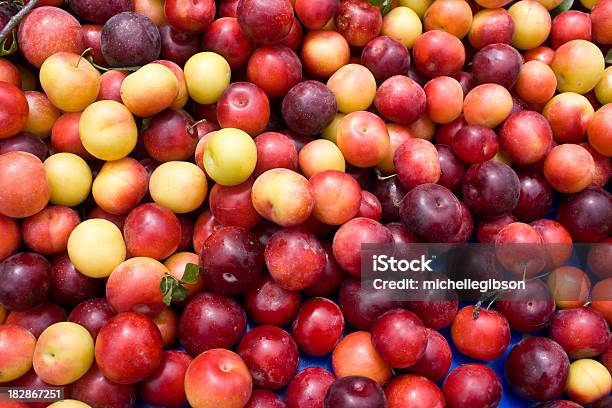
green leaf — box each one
[172,286,188,302]
[369,0,394,13]
[160,276,177,306]
[381,1,393,14]
[181,263,202,284]
[606,49,612,64]
[162,289,174,306]
[551,0,574,17]
[160,276,173,294]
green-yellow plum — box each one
[595,67,612,104]
[154,59,189,109]
[382,6,423,48]
[67,219,127,278]
[551,40,605,94]
[327,64,377,113]
[566,359,612,405]
[33,322,94,386]
[299,139,346,178]
[321,113,345,144]
[508,0,551,50]
[39,52,100,112]
[184,52,231,105]
[398,0,433,18]
[120,63,179,117]
[149,161,208,213]
[44,153,92,207]
[79,100,138,161]
[252,168,315,227]
[203,128,257,186]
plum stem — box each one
[375,169,396,181]
[0,0,39,46]
[188,118,211,133]
[76,47,92,68]
[86,56,141,73]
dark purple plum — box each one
[513,172,553,222]
[69,0,132,24]
[178,291,247,357]
[160,25,201,67]
[361,36,410,82]
[372,176,408,223]
[0,252,51,311]
[537,402,583,408]
[449,201,474,243]
[244,275,300,327]
[50,252,103,306]
[505,337,570,402]
[472,43,523,88]
[5,302,67,338]
[346,163,373,190]
[454,71,475,95]
[70,363,137,408]
[200,226,265,296]
[68,298,116,339]
[463,160,520,217]
[558,187,612,243]
[399,183,463,243]
[101,12,161,67]
[304,242,346,297]
[0,132,48,161]
[339,278,399,331]
[495,279,555,332]
[324,376,387,408]
[435,144,465,195]
[282,80,337,136]
[476,214,517,243]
